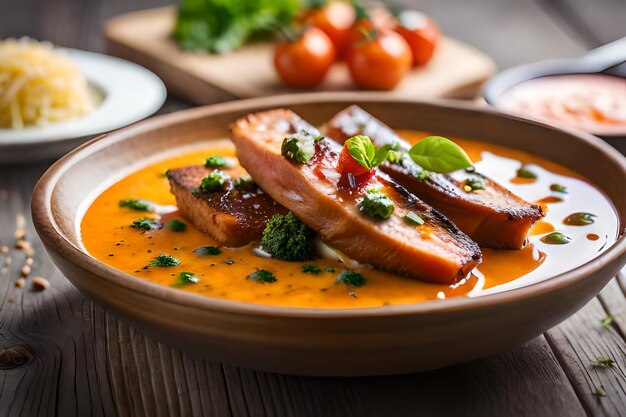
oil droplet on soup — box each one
[563,212,596,226]
[80,133,618,309]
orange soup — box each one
[497,74,626,136]
[80,132,618,309]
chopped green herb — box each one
[172,271,200,287]
[260,212,315,262]
[165,219,187,232]
[359,191,394,219]
[247,269,277,283]
[465,166,476,173]
[204,155,230,168]
[326,267,335,273]
[193,246,221,256]
[550,183,568,193]
[601,316,613,328]
[386,149,403,164]
[199,170,230,192]
[281,131,317,163]
[130,218,159,231]
[119,198,152,211]
[336,270,367,287]
[591,358,615,369]
[404,211,425,226]
[463,177,485,192]
[564,212,596,226]
[314,135,324,142]
[147,253,180,267]
[234,175,255,188]
[541,232,572,245]
[408,136,473,173]
[417,170,429,180]
[344,135,393,169]
[301,265,323,275]
[517,166,538,179]
[595,387,608,398]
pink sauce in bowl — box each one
[497,74,626,136]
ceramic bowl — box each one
[32,93,626,376]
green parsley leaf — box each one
[172,271,200,287]
[591,358,615,369]
[199,170,230,192]
[540,232,572,245]
[247,269,277,283]
[165,219,187,232]
[408,136,473,173]
[404,211,424,226]
[601,316,613,328]
[147,253,180,268]
[281,131,317,163]
[193,246,221,256]
[550,183,568,193]
[336,270,367,287]
[301,265,323,275]
[204,155,230,168]
[517,165,538,179]
[119,198,152,211]
[130,218,159,231]
[359,190,394,219]
[326,267,335,273]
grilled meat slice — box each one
[230,109,482,284]
[167,165,286,247]
[323,105,545,249]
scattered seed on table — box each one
[26,257,34,266]
[15,240,29,250]
[14,229,25,240]
[15,278,25,288]
[20,265,31,277]
[32,277,50,291]
[0,246,8,254]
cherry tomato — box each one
[346,7,395,50]
[274,27,335,88]
[394,11,440,66]
[304,1,355,59]
[347,30,412,90]
[336,145,375,187]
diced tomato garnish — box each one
[336,145,374,187]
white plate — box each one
[0,48,166,163]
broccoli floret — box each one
[260,212,315,262]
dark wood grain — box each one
[1,0,626,416]
[545,281,626,416]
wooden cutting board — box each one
[104,7,496,104]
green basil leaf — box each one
[408,136,473,173]
[346,135,376,169]
[372,144,394,167]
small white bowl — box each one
[0,48,166,164]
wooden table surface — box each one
[1,0,626,416]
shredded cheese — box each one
[0,38,99,129]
